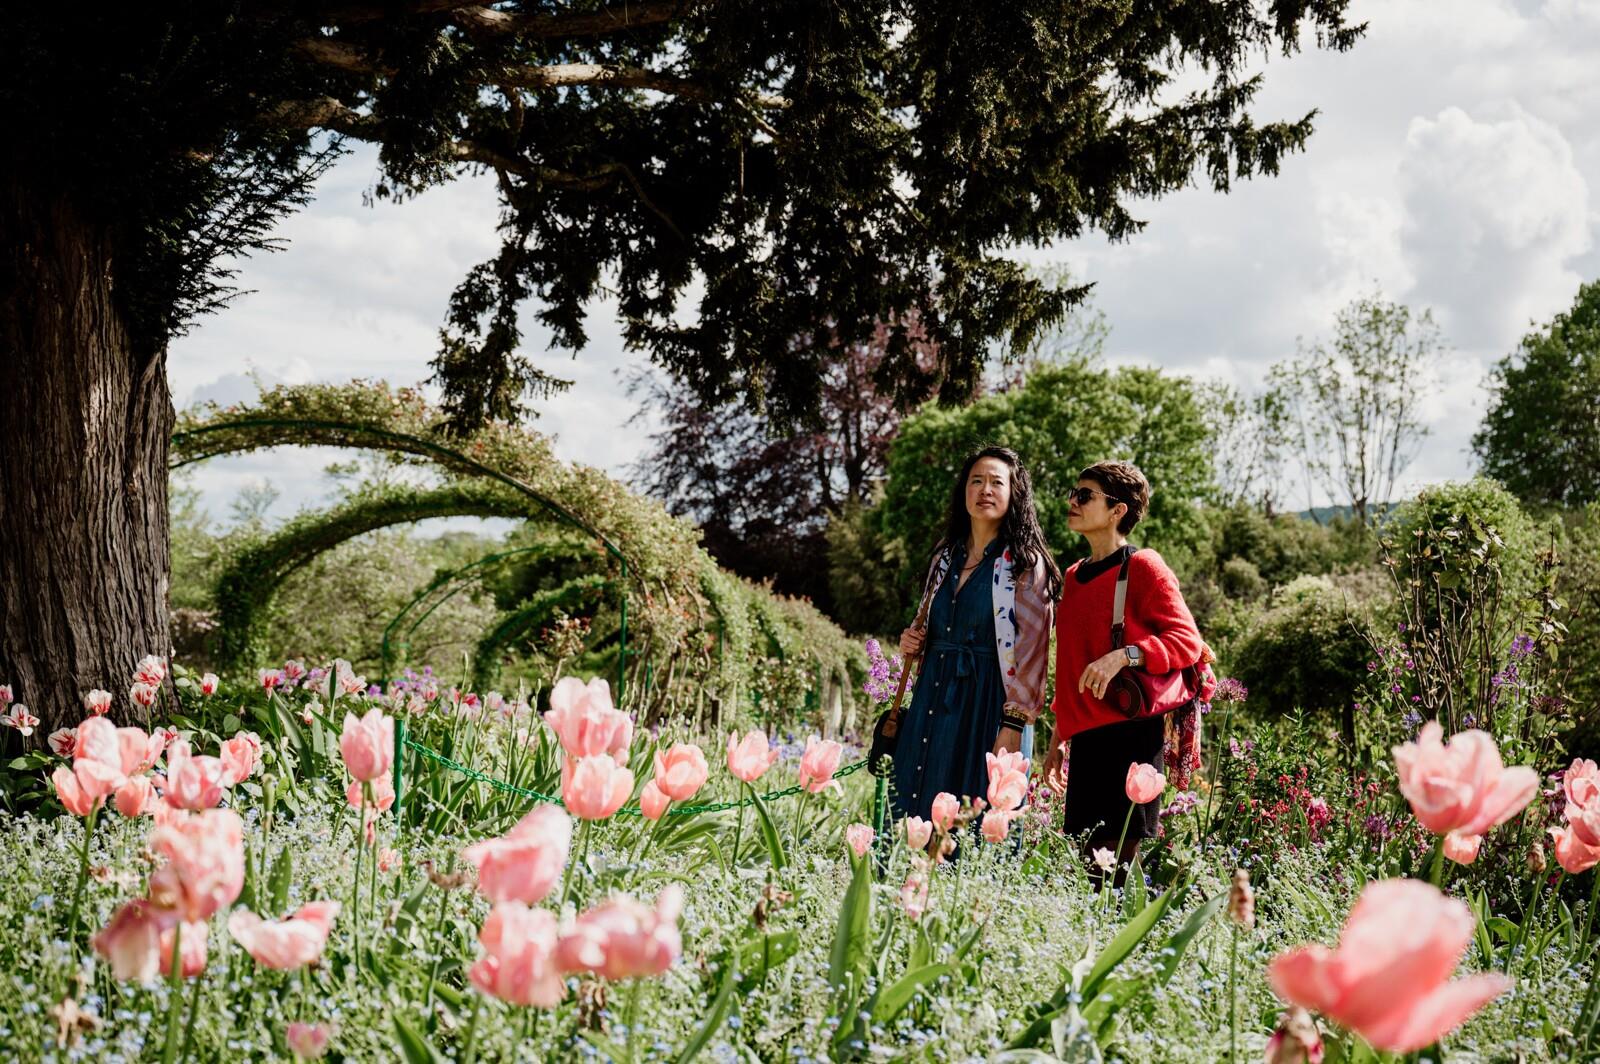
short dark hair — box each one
[1079,461,1150,535]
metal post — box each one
[617,558,628,704]
[393,718,405,825]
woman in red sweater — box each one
[1043,461,1203,883]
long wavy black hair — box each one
[932,445,1062,600]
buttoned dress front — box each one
[892,539,1009,822]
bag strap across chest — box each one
[1109,550,1135,649]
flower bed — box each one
[0,657,1595,1062]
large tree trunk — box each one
[0,181,172,736]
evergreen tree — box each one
[0,1,1360,727]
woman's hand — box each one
[991,726,1022,756]
[1042,740,1067,795]
[898,626,925,658]
[1078,649,1128,701]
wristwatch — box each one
[1123,644,1143,668]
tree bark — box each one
[0,181,172,736]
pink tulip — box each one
[199,673,219,698]
[652,743,709,801]
[726,730,780,783]
[118,726,164,776]
[1267,878,1511,1053]
[52,766,100,816]
[469,902,567,1007]
[146,809,245,922]
[285,1022,332,1059]
[1264,1007,1325,1064]
[1564,757,1600,847]
[74,716,122,771]
[227,901,340,970]
[987,765,1029,813]
[561,755,635,820]
[259,668,285,692]
[83,689,114,717]
[845,823,875,858]
[798,736,845,794]
[92,899,169,981]
[981,809,1016,843]
[1548,824,1600,874]
[905,817,932,851]
[462,805,573,904]
[115,776,155,817]
[929,792,960,832]
[989,749,1029,778]
[346,774,395,813]
[0,684,10,705]
[554,884,683,980]
[1125,762,1165,805]
[129,682,160,709]
[545,676,632,761]
[639,779,670,820]
[220,733,261,785]
[159,920,209,978]
[47,728,76,758]
[1393,722,1538,837]
[339,708,394,782]
[379,848,399,872]
[164,747,228,811]
[1442,832,1482,865]
[134,654,167,687]
[900,868,930,921]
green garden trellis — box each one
[378,542,610,688]
[170,416,633,702]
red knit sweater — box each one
[1049,548,1204,746]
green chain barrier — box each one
[401,736,867,819]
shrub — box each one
[1230,572,1386,735]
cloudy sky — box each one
[169,0,1600,525]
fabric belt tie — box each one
[927,638,995,713]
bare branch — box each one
[259,96,379,138]
[452,1,690,38]
[291,38,788,109]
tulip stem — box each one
[1426,837,1445,887]
[459,994,483,1064]
[730,788,748,881]
[1198,699,1235,844]
[65,803,101,950]
[422,854,458,1016]
[178,960,203,1062]
[1227,924,1239,1064]
[160,923,185,1064]
[791,788,810,863]
[350,784,366,976]
[559,821,589,914]
[1580,869,1600,957]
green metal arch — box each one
[470,574,613,691]
[171,416,632,699]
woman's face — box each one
[1066,478,1124,535]
[964,457,1012,526]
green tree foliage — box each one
[1474,279,1600,507]
[1198,382,1292,514]
[857,359,1213,622]
[3,2,1362,430]
[1274,296,1445,524]
[1558,503,1600,756]
[1389,478,1543,607]
[1230,572,1385,726]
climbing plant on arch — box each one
[170,381,866,728]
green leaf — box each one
[393,1014,444,1064]
[1080,880,1182,1001]
[1124,852,1147,916]
[267,846,293,915]
[675,956,738,1064]
[871,962,953,1025]
[733,931,799,991]
[1082,891,1224,1037]
[747,785,787,870]
[827,852,874,992]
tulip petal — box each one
[1357,973,1510,1053]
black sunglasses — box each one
[1069,486,1122,508]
